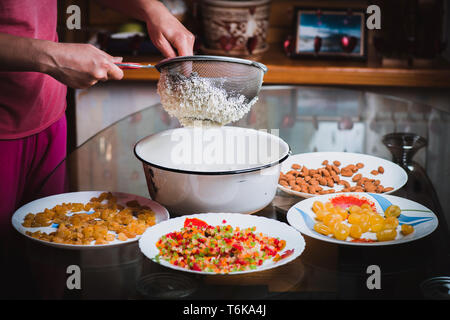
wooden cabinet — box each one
[59,0,450,87]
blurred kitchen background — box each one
[56,0,450,218]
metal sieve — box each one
[118,55,267,104]
[154,55,267,104]
[118,56,267,126]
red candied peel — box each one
[184,218,209,228]
[330,195,376,211]
[273,249,294,262]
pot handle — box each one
[115,62,155,69]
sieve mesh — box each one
[155,55,267,126]
[156,56,266,104]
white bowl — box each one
[134,127,290,215]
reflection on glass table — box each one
[4,86,450,300]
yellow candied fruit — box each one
[95,239,108,245]
[385,205,401,218]
[117,232,128,241]
[21,193,155,245]
[359,214,370,224]
[334,223,350,241]
[376,228,397,242]
[369,214,384,226]
[383,216,399,230]
[106,233,115,242]
[335,206,348,220]
[314,222,332,236]
[350,224,362,239]
[324,202,335,212]
[323,213,343,230]
[359,220,370,233]
[401,224,414,236]
[361,208,373,216]
[348,213,361,225]
[314,210,326,222]
[311,199,404,243]
[70,203,85,212]
[370,223,384,233]
[312,201,325,214]
[134,223,148,235]
[348,205,362,215]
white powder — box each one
[157,72,257,127]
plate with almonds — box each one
[278,152,408,198]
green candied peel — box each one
[152,254,161,263]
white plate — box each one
[12,191,170,250]
[139,213,306,274]
[278,152,408,198]
[286,192,438,246]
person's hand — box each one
[145,1,195,57]
[44,42,124,89]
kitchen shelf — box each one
[121,49,450,87]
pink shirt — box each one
[0,0,67,139]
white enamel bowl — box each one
[134,127,290,215]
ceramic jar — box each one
[200,0,271,57]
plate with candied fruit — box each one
[139,213,305,274]
[286,192,438,246]
[12,191,170,249]
[278,152,408,198]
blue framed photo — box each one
[294,8,366,59]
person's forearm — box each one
[0,32,123,88]
[0,33,56,73]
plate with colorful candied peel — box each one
[12,191,170,249]
[138,213,305,274]
[278,152,408,198]
[286,192,438,246]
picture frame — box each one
[292,7,366,59]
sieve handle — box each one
[115,62,155,69]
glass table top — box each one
[3,85,450,300]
